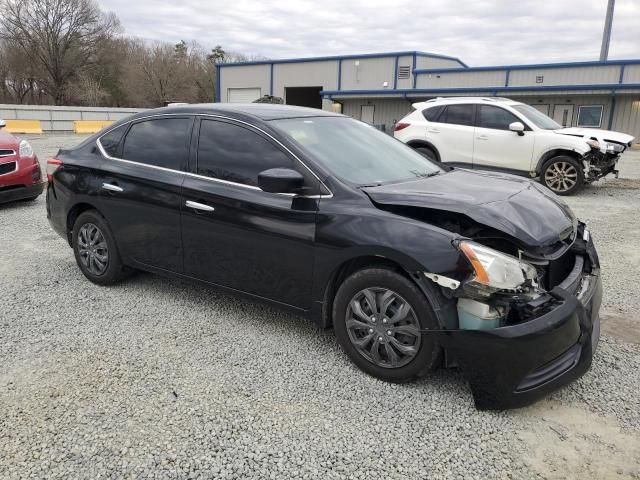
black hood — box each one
[363,169,577,248]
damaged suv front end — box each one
[557,127,635,184]
[364,169,602,409]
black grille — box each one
[0,149,16,157]
[0,161,17,175]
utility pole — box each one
[599,0,615,61]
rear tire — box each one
[415,146,439,163]
[541,155,584,196]
[72,210,130,285]
[333,267,441,382]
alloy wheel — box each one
[345,287,421,368]
[77,223,109,276]
[545,161,578,193]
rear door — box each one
[472,105,534,172]
[96,116,193,273]
[428,104,475,165]
[180,118,319,309]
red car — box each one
[0,120,44,204]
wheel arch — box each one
[406,140,441,162]
[535,149,584,176]
[317,254,456,330]
[66,202,102,246]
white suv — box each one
[394,97,635,195]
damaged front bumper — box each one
[584,149,622,182]
[429,232,602,410]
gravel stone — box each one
[1,134,639,479]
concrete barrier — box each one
[5,119,43,134]
[74,120,115,134]
[0,104,142,132]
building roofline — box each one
[217,51,468,68]
[413,58,640,75]
[320,82,640,97]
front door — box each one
[181,118,318,309]
[552,104,574,127]
[472,105,535,172]
[95,116,193,273]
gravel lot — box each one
[1,134,639,479]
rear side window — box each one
[422,106,444,122]
[99,124,127,157]
[438,104,474,126]
[197,119,293,186]
[477,105,521,130]
[122,118,191,169]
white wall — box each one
[0,104,142,131]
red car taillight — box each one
[394,122,411,132]
[46,158,62,182]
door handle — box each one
[102,183,123,192]
[185,200,215,212]
[427,128,440,133]
[476,135,489,140]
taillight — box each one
[46,158,62,182]
[394,122,411,131]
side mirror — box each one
[0,119,6,129]
[258,168,304,194]
[509,121,525,136]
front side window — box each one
[477,105,521,130]
[197,120,294,186]
[512,104,561,130]
[121,118,191,169]
[438,104,475,126]
[271,117,442,186]
[99,124,127,157]
[577,105,603,128]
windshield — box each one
[513,104,562,130]
[270,117,442,185]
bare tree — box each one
[0,0,120,105]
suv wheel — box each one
[541,156,584,195]
[415,146,438,162]
[333,268,441,382]
[72,210,130,285]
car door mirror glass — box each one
[258,168,305,194]
[509,122,525,135]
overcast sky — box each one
[96,0,639,66]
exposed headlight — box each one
[586,139,600,150]
[19,139,34,158]
[459,241,537,291]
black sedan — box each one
[46,104,601,409]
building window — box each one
[577,105,603,128]
[397,65,411,79]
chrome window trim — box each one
[0,149,17,158]
[96,112,333,199]
[0,160,18,176]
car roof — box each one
[413,97,524,109]
[126,103,344,122]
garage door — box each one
[228,88,261,103]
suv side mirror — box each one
[0,119,6,129]
[258,168,305,194]
[509,121,525,136]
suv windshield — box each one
[512,104,562,130]
[270,117,442,185]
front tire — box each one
[541,156,584,195]
[333,268,441,382]
[72,210,129,285]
